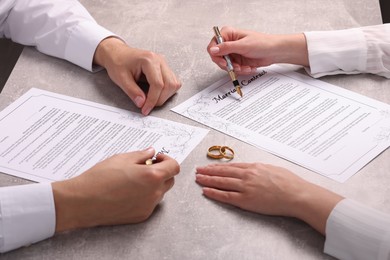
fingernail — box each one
[134,96,144,108]
[142,106,152,115]
[210,46,220,54]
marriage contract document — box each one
[0,88,208,183]
[172,65,390,182]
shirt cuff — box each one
[325,199,390,260]
[303,28,367,78]
[64,21,117,72]
[0,183,55,253]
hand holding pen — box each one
[208,26,309,74]
[212,26,243,97]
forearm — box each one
[52,177,109,232]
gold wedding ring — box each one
[207,145,225,159]
[220,146,234,160]
[207,145,235,160]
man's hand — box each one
[94,37,181,115]
[52,147,180,232]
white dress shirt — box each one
[305,24,390,260]
[0,0,115,253]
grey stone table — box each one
[0,0,387,259]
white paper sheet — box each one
[0,88,208,182]
[172,65,390,182]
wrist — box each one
[273,33,309,66]
[292,182,344,235]
[93,37,127,68]
[52,180,89,232]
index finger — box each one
[141,61,164,115]
[207,36,218,53]
[154,59,181,106]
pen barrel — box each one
[215,35,223,44]
[213,26,235,77]
[228,70,237,81]
[224,55,234,71]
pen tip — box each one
[237,87,243,97]
[232,80,243,97]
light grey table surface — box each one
[0,0,388,259]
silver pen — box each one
[213,26,243,97]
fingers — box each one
[207,27,254,73]
[208,26,244,57]
[151,153,180,180]
[95,40,148,109]
[202,187,242,207]
[126,147,156,164]
[121,149,179,181]
[139,53,164,115]
[102,44,180,115]
[119,74,147,109]
[196,163,250,179]
[140,53,181,115]
[196,173,243,192]
[201,162,252,169]
[207,38,228,70]
[156,60,182,106]
[209,41,241,57]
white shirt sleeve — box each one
[325,199,390,260]
[0,0,116,71]
[304,24,390,78]
[0,183,55,253]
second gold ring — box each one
[207,145,235,160]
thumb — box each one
[119,75,146,109]
[209,41,243,56]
